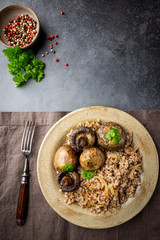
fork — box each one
[16,121,35,226]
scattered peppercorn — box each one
[61,11,64,15]
[44,31,69,68]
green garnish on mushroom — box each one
[83,170,94,179]
[106,128,121,144]
[61,164,74,172]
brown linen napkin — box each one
[0,111,160,240]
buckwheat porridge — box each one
[53,120,143,214]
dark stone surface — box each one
[0,0,160,111]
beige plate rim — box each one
[37,106,159,229]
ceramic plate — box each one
[37,106,159,228]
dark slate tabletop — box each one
[0,0,160,111]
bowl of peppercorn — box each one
[0,3,40,49]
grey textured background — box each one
[0,0,160,111]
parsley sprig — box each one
[106,128,121,144]
[61,164,74,172]
[83,170,94,179]
[3,46,45,86]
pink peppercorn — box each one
[51,35,54,39]
[54,41,58,45]
[55,34,58,38]
[47,36,50,39]
[65,63,68,66]
[55,58,59,62]
[61,11,64,15]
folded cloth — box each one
[0,111,159,240]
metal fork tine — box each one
[26,122,33,151]
[21,121,35,156]
[23,121,30,151]
[29,124,35,152]
[21,121,29,151]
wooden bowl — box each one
[0,3,40,50]
[37,106,159,229]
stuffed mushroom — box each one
[70,126,96,152]
[79,147,105,171]
[57,171,80,192]
[96,122,125,151]
[53,145,78,172]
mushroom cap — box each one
[53,145,78,172]
[79,147,105,171]
[57,171,80,192]
[96,122,125,151]
[70,126,96,152]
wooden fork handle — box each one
[16,174,29,226]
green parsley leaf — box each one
[83,170,94,179]
[8,60,21,75]
[106,129,116,140]
[31,58,45,69]
[29,67,37,79]
[37,70,44,82]
[113,135,121,144]
[3,46,45,86]
[106,128,121,144]
[61,164,74,172]
[24,72,32,80]
[13,71,25,87]
[3,45,22,62]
